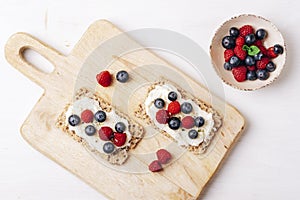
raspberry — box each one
[99,126,113,141]
[256,58,269,69]
[156,149,172,164]
[234,46,247,60]
[235,36,245,46]
[247,66,256,71]
[81,109,94,123]
[155,110,169,124]
[224,49,234,62]
[113,132,127,147]
[232,66,247,82]
[96,70,112,87]
[167,101,181,115]
[148,160,163,172]
[254,40,263,46]
[181,116,195,129]
[259,46,268,55]
[239,25,254,37]
[267,47,278,58]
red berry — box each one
[81,109,94,123]
[267,47,278,58]
[148,160,163,172]
[224,49,234,62]
[96,70,112,87]
[99,126,113,141]
[234,46,247,60]
[156,149,172,164]
[247,66,256,71]
[256,58,269,69]
[167,101,181,115]
[113,132,127,147]
[259,46,268,55]
[155,110,170,124]
[235,36,245,46]
[239,25,254,37]
[181,116,195,129]
[232,66,247,82]
[254,40,263,46]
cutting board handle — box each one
[5,33,65,89]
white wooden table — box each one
[0,0,299,199]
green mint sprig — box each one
[242,45,260,56]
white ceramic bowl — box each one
[210,14,286,91]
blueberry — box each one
[224,62,232,71]
[247,70,257,81]
[116,70,129,83]
[115,122,126,133]
[256,29,267,40]
[245,56,255,66]
[188,129,198,139]
[168,91,177,101]
[229,27,239,38]
[103,142,115,154]
[181,102,193,114]
[266,62,276,72]
[229,56,240,67]
[85,125,96,136]
[245,33,256,45]
[256,69,269,80]
[168,117,181,130]
[154,98,165,109]
[273,44,284,54]
[222,36,235,49]
[68,114,80,126]
[195,116,205,127]
[95,111,106,122]
[254,52,264,61]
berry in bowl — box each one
[210,14,286,90]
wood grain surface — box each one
[4,20,245,200]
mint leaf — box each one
[248,45,260,56]
[242,45,250,51]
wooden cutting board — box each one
[4,20,245,200]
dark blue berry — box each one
[188,129,198,139]
[273,44,284,54]
[256,29,267,40]
[116,70,129,83]
[245,33,256,45]
[95,111,106,122]
[168,91,177,101]
[266,62,276,72]
[245,56,255,66]
[222,36,235,49]
[154,98,165,109]
[229,27,239,38]
[229,56,240,67]
[85,125,96,136]
[115,122,126,133]
[247,70,257,81]
[256,69,269,80]
[168,117,181,130]
[254,52,264,61]
[195,116,205,127]
[224,62,232,70]
[181,102,193,114]
[68,115,80,126]
[103,142,115,154]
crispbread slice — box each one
[134,80,222,154]
[56,88,144,165]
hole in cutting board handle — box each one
[22,48,55,74]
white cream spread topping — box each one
[66,97,132,154]
[145,84,214,147]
